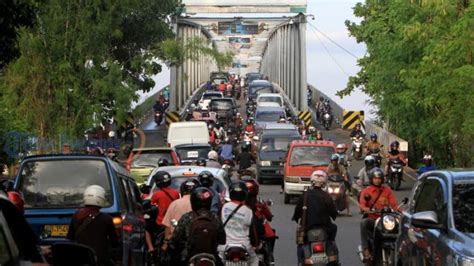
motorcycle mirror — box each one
[171,219,178,227]
[402,197,409,204]
[364,194,372,202]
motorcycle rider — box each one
[350,123,364,138]
[244,118,256,134]
[207,150,222,169]
[158,158,169,167]
[356,155,377,187]
[365,133,382,156]
[219,181,260,266]
[278,114,286,123]
[208,124,217,146]
[67,185,118,265]
[359,168,399,262]
[196,158,207,167]
[169,187,226,266]
[236,142,256,171]
[306,126,317,140]
[417,154,436,177]
[234,113,243,131]
[292,170,338,266]
[153,98,166,114]
[315,130,324,141]
[384,141,407,175]
[326,154,351,216]
[198,171,224,214]
[151,171,180,235]
[218,138,235,162]
[315,97,325,122]
[336,143,350,169]
[143,199,159,262]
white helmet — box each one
[310,170,328,188]
[108,131,116,138]
[83,185,107,207]
[336,143,345,150]
[208,150,218,160]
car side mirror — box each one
[411,211,444,230]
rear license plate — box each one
[311,253,328,264]
[187,151,199,158]
[44,225,69,237]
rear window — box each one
[258,96,282,105]
[131,151,172,168]
[175,146,211,161]
[260,136,297,152]
[249,86,272,95]
[289,146,334,166]
[256,110,285,122]
[452,181,474,233]
[19,160,112,208]
[203,93,222,100]
[210,100,233,110]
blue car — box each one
[14,154,146,265]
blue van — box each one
[14,154,145,265]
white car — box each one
[256,93,284,108]
[199,91,223,110]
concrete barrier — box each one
[365,121,409,153]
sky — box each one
[140,0,372,116]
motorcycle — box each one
[326,175,347,214]
[387,159,404,190]
[224,245,249,266]
[189,253,216,266]
[303,228,339,266]
[322,112,332,130]
[352,137,364,160]
[154,111,163,126]
[358,197,408,266]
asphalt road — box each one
[140,96,417,266]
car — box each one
[126,147,180,184]
[208,98,239,123]
[247,80,274,101]
[256,93,284,108]
[283,140,336,204]
[253,106,287,133]
[198,91,223,111]
[13,154,146,265]
[256,124,301,183]
[167,121,210,147]
[146,166,232,200]
[174,143,212,165]
[395,170,474,266]
[210,71,230,81]
[245,72,263,86]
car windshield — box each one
[256,111,285,122]
[19,160,112,208]
[202,93,222,100]
[452,181,474,233]
[175,146,211,161]
[260,137,297,152]
[289,146,334,166]
[212,78,227,84]
[249,86,272,95]
[131,151,172,167]
[259,96,282,105]
[210,101,233,110]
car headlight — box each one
[260,160,271,166]
[382,215,396,231]
[285,176,299,183]
[456,255,474,266]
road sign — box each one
[298,111,312,128]
[165,111,181,128]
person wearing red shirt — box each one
[150,171,180,231]
[218,81,226,93]
[358,167,399,262]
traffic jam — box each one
[1,71,473,266]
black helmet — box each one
[190,187,213,211]
[370,133,378,141]
[153,171,172,188]
[180,178,201,195]
[390,141,400,150]
[364,155,376,171]
[242,177,259,197]
[158,158,169,167]
[229,181,248,201]
[241,142,250,152]
[198,171,214,188]
[139,184,151,195]
[368,167,384,186]
[196,158,207,167]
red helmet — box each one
[242,177,259,197]
[8,191,24,214]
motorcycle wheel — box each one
[284,193,290,204]
[354,151,362,160]
[393,175,401,191]
[325,123,330,130]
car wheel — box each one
[284,193,290,204]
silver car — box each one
[396,170,474,265]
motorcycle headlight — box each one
[456,255,474,266]
[382,215,396,231]
[390,166,397,172]
[328,187,334,193]
[260,161,271,166]
[334,187,340,194]
[324,114,330,119]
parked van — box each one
[256,93,284,108]
[283,140,336,204]
[14,154,145,265]
[167,121,209,147]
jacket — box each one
[292,188,337,231]
[359,185,399,219]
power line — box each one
[308,25,351,77]
[307,22,359,60]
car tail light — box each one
[112,216,123,237]
[126,163,131,172]
[312,242,325,253]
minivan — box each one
[14,154,145,265]
[247,80,274,101]
[256,93,284,108]
[167,121,210,147]
[283,140,336,204]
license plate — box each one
[187,151,199,158]
[311,254,328,264]
[44,225,69,237]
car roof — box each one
[203,91,223,95]
[263,122,298,130]
[210,97,233,102]
[132,147,172,152]
[174,143,212,148]
[289,139,336,147]
[256,106,285,112]
[257,102,281,108]
[250,80,272,86]
[262,130,300,137]
[257,93,282,98]
[420,170,474,183]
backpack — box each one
[187,212,218,257]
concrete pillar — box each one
[299,18,308,111]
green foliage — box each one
[342,1,473,167]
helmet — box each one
[196,158,207,166]
[208,150,218,160]
[7,191,24,214]
[208,124,214,130]
[364,155,376,170]
[423,154,432,165]
[198,171,214,188]
[153,171,172,188]
[370,133,378,141]
[229,181,248,201]
[246,119,253,124]
[108,131,116,138]
[336,143,345,151]
[242,178,259,197]
[190,103,196,109]
[319,96,324,101]
[390,141,400,150]
[355,123,361,129]
[368,167,384,186]
[158,158,169,167]
[236,113,241,117]
[241,142,250,152]
[180,179,201,195]
[191,187,213,211]
[330,154,339,162]
[83,185,107,207]
[139,184,151,195]
[310,170,328,188]
[308,126,316,134]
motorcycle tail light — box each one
[228,251,245,262]
[312,242,325,253]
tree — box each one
[341,1,473,167]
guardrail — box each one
[179,83,207,120]
[307,84,344,126]
[365,121,409,152]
